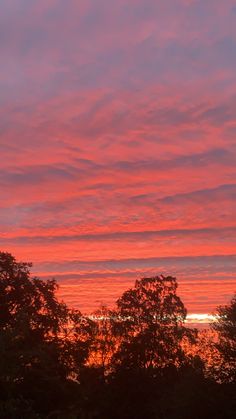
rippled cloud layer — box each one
[1,0,236,318]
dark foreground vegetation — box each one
[0,251,235,418]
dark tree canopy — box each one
[212,294,236,383]
[113,275,195,371]
[0,251,68,335]
[116,275,187,324]
[0,252,91,417]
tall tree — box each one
[112,275,195,372]
[0,251,90,416]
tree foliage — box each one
[0,252,91,416]
[113,275,195,371]
[212,294,236,383]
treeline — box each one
[0,251,235,419]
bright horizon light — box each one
[186,314,216,323]
[87,313,216,324]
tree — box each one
[0,251,68,335]
[112,275,195,372]
[211,294,236,383]
[88,305,119,376]
[0,251,90,417]
[95,276,200,419]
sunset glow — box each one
[1,0,236,321]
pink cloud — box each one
[0,0,236,316]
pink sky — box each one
[0,0,236,319]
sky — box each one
[0,0,236,322]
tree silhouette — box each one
[212,293,236,383]
[88,305,118,376]
[0,252,90,417]
[112,275,195,372]
[0,251,69,334]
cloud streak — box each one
[0,0,235,317]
